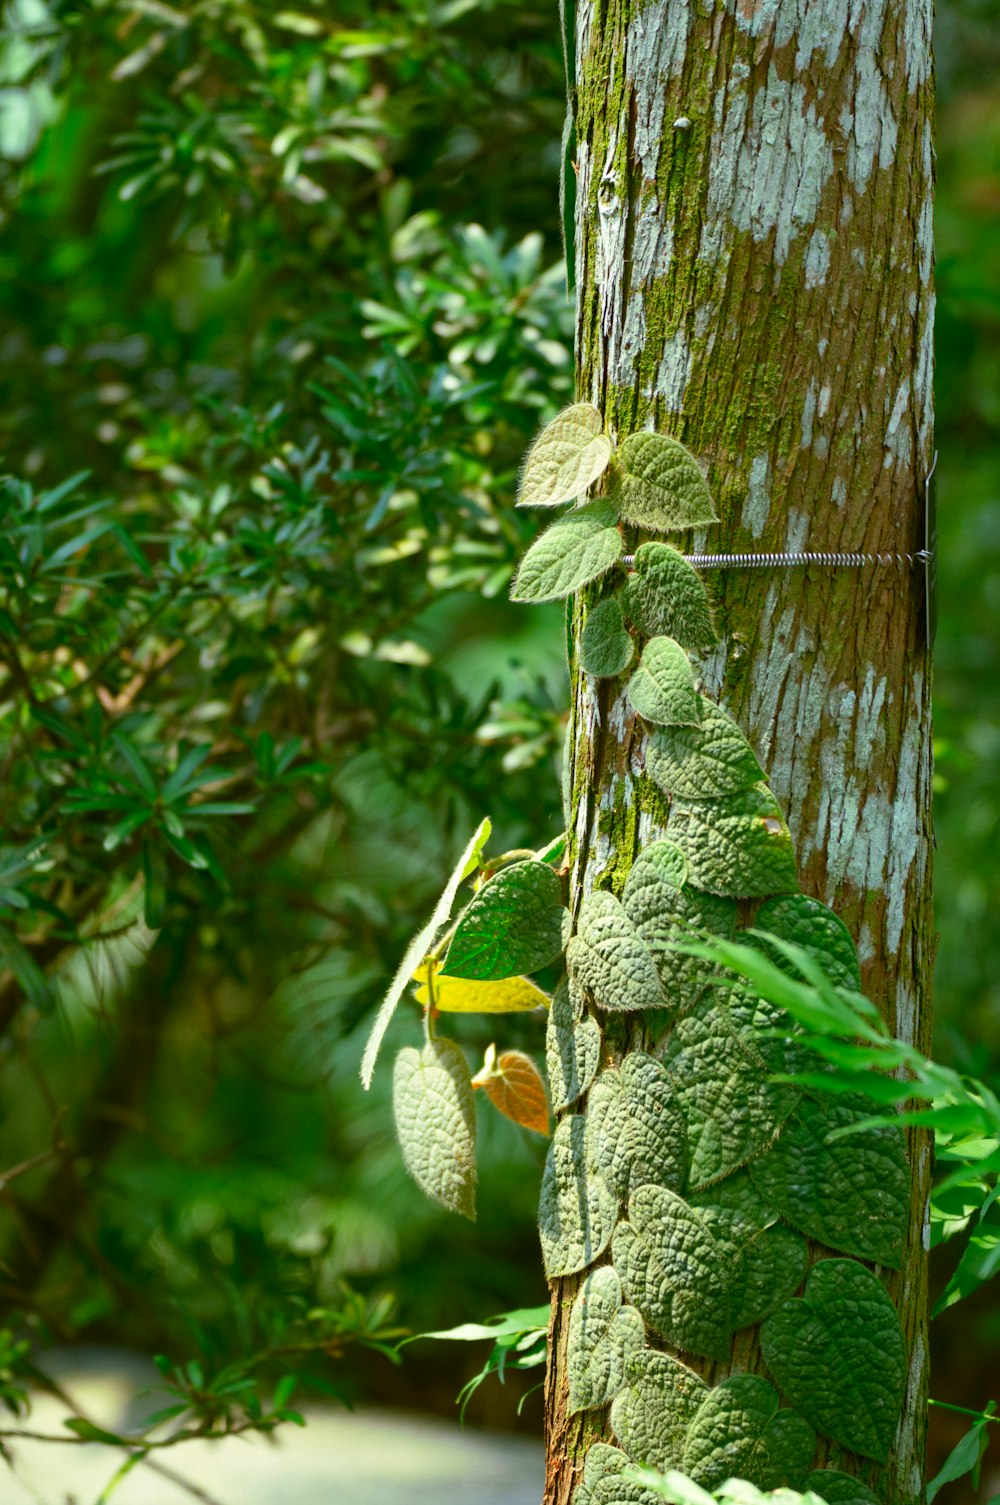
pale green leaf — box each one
[443,858,569,980]
[546,977,602,1112]
[518,402,613,508]
[683,1374,815,1491]
[613,1185,732,1360]
[760,1260,906,1462]
[609,1350,707,1471]
[512,498,623,604]
[567,889,664,1012]
[748,1098,909,1268]
[617,433,718,531]
[573,1444,630,1505]
[668,789,798,898]
[621,846,736,1001]
[620,543,717,648]
[567,1267,646,1414]
[539,1115,618,1277]
[582,597,635,677]
[647,699,764,798]
[392,1039,476,1219]
[586,1052,687,1199]
[627,637,701,728]
[361,817,491,1086]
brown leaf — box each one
[473,1046,550,1136]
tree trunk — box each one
[544,5,934,1504]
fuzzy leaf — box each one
[621,844,736,1003]
[663,998,796,1188]
[682,1374,816,1491]
[473,1046,549,1135]
[568,1267,646,1414]
[804,1472,882,1505]
[443,859,569,980]
[393,1039,476,1219]
[592,1480,666,1505]
[647,699,765,798]
[413,963,548,1013]
[617,433,718,531]
[613,1185,732,1360]
[609,1350,708,1471]
[760,1260,906,1462]
[512,498,622,604]
[668,788,798,898]
[518,403,613,508]
[546,978,602,1112]
[567,890,664,1012]
[748,1098,909,1268]
[582,597,635,677]
[574,1444,631,1505]
[620,543,717,649]
[539,1114,618,1277]
[361,817,491,1086]
[753,895,862,991]
[690,1190,810,1330]
[627,637,701,728]
[586,1052,687,1199]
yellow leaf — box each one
[473,1047,550,1136]
[413,963,548,1014]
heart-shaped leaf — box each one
[609,1349,707,1470]
[472,1045,549,1135]
[612,1185,732,1360]
[662,997,796,1187]
[443,858,569,980]
[682,1374,815,1490]
[512,498,623,604]
[622,848,736,1002]
[690,1193,809,1330]
[567,890,664,1012]
[647,699,765,799]
[539,1114,618,1277]
[567,1267,646,1414]
[804,1471,882,1505]
[413,963,549,1013]
[620,543,717,648]
[748,1098,909,1268]
[616,433,718,531]
[668,788,798,898]
[760,1259,906,1462]
[393,1039,476,1219]
[574,1444,630,1505]
[753,894,862,991]
[627,636,701,728]
[586,1052,687,1199]
[581,597,635,677]
[518,403,613,508]
[546,978,601,1111]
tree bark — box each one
[544,5,934,1504]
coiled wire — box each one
[620,549,933,569]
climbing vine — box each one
[361,405,909,1505]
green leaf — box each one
[612,1185,732,1360]
[609,1350,707,1471]
[647,699,765,799]
[517,403,613,508]
[361,817,491,1087]
[567,1267,646,1415]
[627,638,701,728]
[582,597,635,677]
[668,788,798,898]
[512,499,623,604]
[442,859,569,980]
[805,1471,882,1505]
[616,433,718,531]
[546,978,602,1112]
[392,1039,477,1220]
[539,1115,618,1277]
[691,1191,809,1330]
[934,1198,1000,1313]
[574,1443,630,1505]
[748,1098,909,1268]
[621,848,737,1001]
[926,1415,992,1502]
[682,1374,815,1491]
[620,543,717,649]
[753,895,862,991]
[760,1260,906,1462]
[586,1052,687,1199]
[567,889,664,1012]
[663,998,796,1188]
[63,1417,124,1445]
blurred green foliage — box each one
[0,0,996,1476]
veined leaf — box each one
[617,433,718,532]
[393,1038,477,1220]
[511,499,622,604]
[414,963,548,1013]
[472,1044,549,1135]
[517,403,612,508]
[442,858,569,980]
